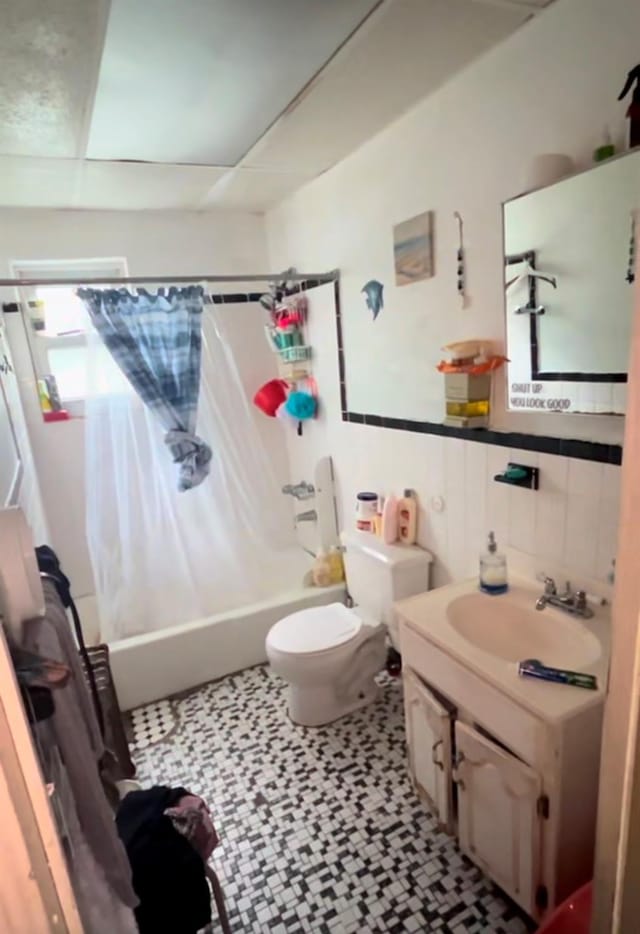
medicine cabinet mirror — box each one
[504,149,640,416]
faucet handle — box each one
[574,590,587,611]
[541,576,557,596]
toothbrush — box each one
[518,658,598,691]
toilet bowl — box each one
[266,531,433,726]
[266,602,387,726]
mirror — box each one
[504,150,640,416]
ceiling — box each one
[0,0,555,211]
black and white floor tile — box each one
[130,666,532,933]
[130,697,177,748]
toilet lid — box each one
[268,603,361,655]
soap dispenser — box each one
[479,531,508,595]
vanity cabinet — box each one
[403,669,453,832]
[398,613,605,922]
[454,721,542,913]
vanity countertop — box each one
[395,575,611,723]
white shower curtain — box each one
[85,302,295,642]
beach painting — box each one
[393,211,434,286]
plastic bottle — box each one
[372,496,385,537]
[327,546,345,584]
[397,489,418,545]
[479,531,508,595]
[312,549,332,587]
[381,494,399,544]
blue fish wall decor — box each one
[361,279,384,320]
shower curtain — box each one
[84,298,295,642]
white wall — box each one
[287,284,619,589]
[0,208,288,598]
[267,0,638,447]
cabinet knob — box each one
[431,739,444,771]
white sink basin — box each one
[447,591,602,669]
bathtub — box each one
[88,551,345,711]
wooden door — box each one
[454,721,542,915]
[404,668,453,832]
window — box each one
[12,258,131,412]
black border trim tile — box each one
[340,413,621,464]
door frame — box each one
[0,625,83,932]
[591,253,640,932]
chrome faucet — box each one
[282,481,315,500]
[535,577,593,619]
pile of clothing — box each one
[116,785,219,934]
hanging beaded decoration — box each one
[627,210,637,284]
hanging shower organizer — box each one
[260,269,319,432]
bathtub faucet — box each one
[294,509,318,523]
[282,481,315,500]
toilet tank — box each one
[340,530,432,629]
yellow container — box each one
[328,547,345,583]
[446,399,490,418]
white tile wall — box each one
[332,432,620,592]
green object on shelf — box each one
[594,128,616,163]
[504,466,527,481]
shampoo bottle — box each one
[398,489,418,545]
[479,531,508,595]
[381,494,399,544]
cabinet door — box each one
[404,668,453,831]
[454,721,542,914]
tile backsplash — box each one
[291,424,622,593]
[421,436,620,589]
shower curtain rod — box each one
[0,270,340,288]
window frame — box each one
[10,257,128,416]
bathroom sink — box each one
[447,591,602,669]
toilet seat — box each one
[267,603,361,656]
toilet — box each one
[266,531,433,726]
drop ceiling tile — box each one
[0,0,108,158]
[73,161,228,209]
[0,156,81,207]
[86,0,380,165]
[243,0,529,175]
[203,168,314,210]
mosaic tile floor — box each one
[130,666,532,933]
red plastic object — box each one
[43,409,70,422]
[253,379,288,417]
[537,882,592,934]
